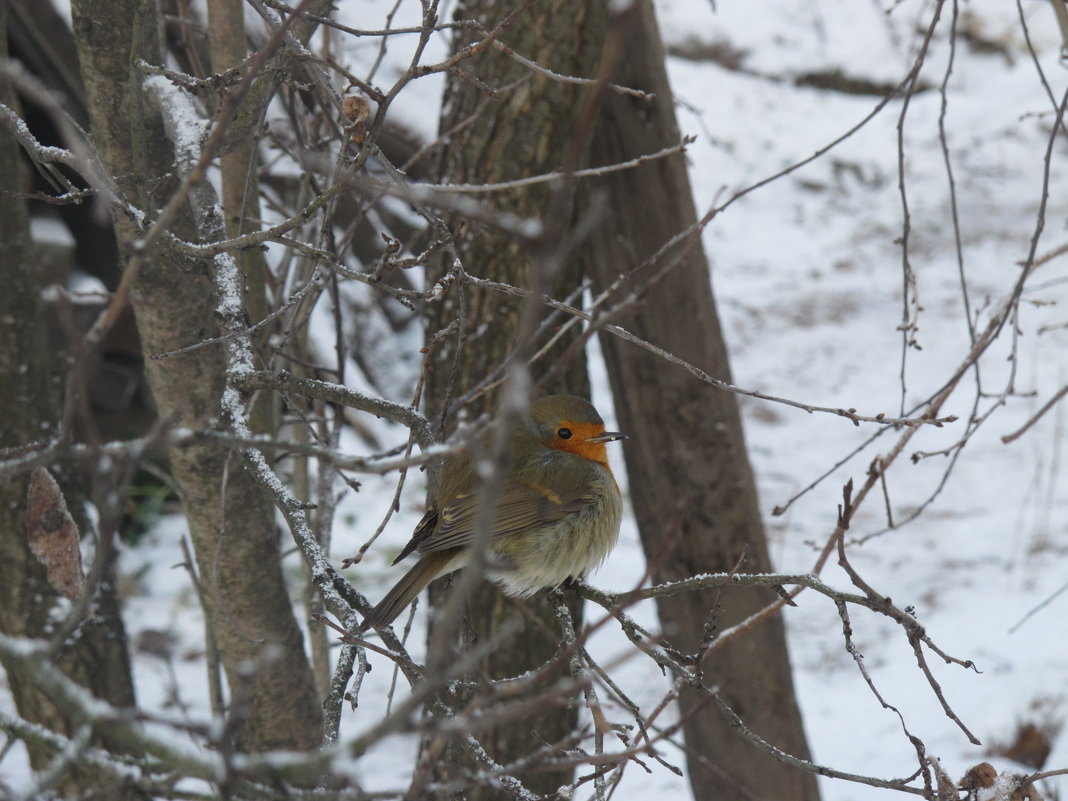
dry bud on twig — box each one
[342,92,370,141]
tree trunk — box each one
[582,3,821,799]
[70,0,322,752]
[423,2,607,796]
[0,6,137,797]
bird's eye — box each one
[557,427,572,440]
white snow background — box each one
[5,1,1068,799]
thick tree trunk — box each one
[0,7,137,797]
[70,0,322,752]
[423,3,607,796]
[581,3,821,800]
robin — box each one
[363,394,625,631]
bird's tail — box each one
[362,552,457,631]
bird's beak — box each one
[590,431,625,443]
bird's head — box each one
[528,395,625,465]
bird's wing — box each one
[392,508,438,564]
[413,477,591,554]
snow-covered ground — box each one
[659,2,1068,798]
[5,1,1068,799]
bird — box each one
[362,394,624,631]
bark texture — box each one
[70,0,322,752]
[582,3,820,799]
[423,2,607,795]
[0,7,137,797]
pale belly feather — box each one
[489,468,622,597]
